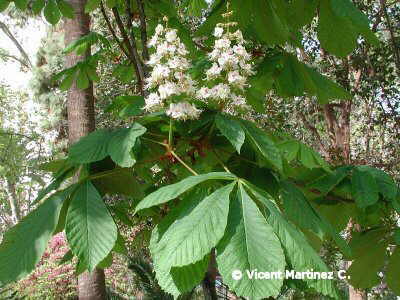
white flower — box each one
[197,87,212,99]
[165,29,178,43]
[158,82,178,99]
[147,53,161,66]
[177,45,189,56]
[233,45,250,59]
[206,63,222,79]
[208,49,221,61]
[144,93,163,111]
[214,27,224,38]
[215,38,231,49]
[228,70,246,88]
[212,83,230,100]
[233,30,244,43]
[218,52,238,69]
[166,102,202,120]
[156,42,169,56]
[147,36,158,48]
[155,24,164,35]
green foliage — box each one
[351,166,379,208]
[107,124,146,167]
[0,188,71,285]
[240,120,283,172]
[65,181,117,271]
[106,96,145,118]
[386,247,400,295]
[44,0,61,25]
[215,114,245,154]
[217,183,285,299]
[134,172,236,212]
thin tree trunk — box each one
[64,0,105,299]
[202,250,218,300]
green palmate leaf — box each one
[278,140,330,172]
[14,0,28,9]
[247,186,340,298]
[59,69,77,91]
[57,0,74,18]
[93,168,145,199]
[0,188,72,285]
[107,124,146,167]
[280,182,351,257]
[76,69,89,89]
[106,95,145,117]
[44,0,61,25]
[287,0,318,29]
[254,54,351,104]
[240,120,282,172]
[215,114,245,154]
[69,129,111,164]
[217,184,285,299]
[394,229,400,246]
[112,65,135,83]
[33,166,76,205]
[387,247,400,296]
[308,166,351,195]
[134,172,236,212]
[150,192,211,296]
[155,253,210,297]
[153,182,236,268]
[0,0,11,12]
[196,0,291,46]
[64,32,110,54]
[85,0,101,12]
[169,255,209,293]
[318,0,377,57]
[347,240,387,288]
[356,166,398,201]
[65,181,118,271]
[31,0,45,14]
[352,166,379,208]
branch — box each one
[380,0,400,76]
[0,21,32,68]
[112,7,146,95]
[100,1,130,60]
[0,50,31,69]
[136,0,149,62]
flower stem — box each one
[213,149,231,173]
[142,137,168,147]
[170,150,198,176]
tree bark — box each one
[202,250,218,300]
[64,0,105,299]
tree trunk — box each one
[64,0,105,299]
[202,250,218,300]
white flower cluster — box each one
[144,23,201,120]
[197,24,254,114]
[144,18,254,120]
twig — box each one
[0,21,32,68]
[112,7,145,94]
[136,0,149,62]
[212,149,231,173]
[100,1,130,59]
[170,151,199,176]
[380,0,400,76]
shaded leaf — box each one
[65,181,118,271]
[134,172,236,212]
